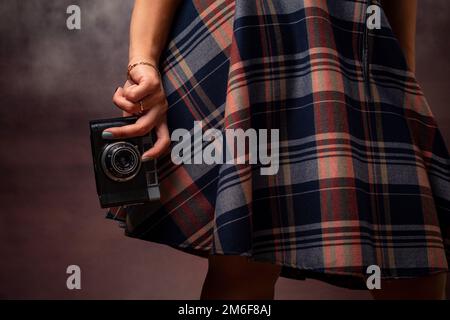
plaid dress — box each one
[107,0,450,289]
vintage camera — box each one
[89,116,160,208]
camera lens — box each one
[101,142,141,182]
[113,149,137,173]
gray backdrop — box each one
[0,0,449,299]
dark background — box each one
[0,0,449,299]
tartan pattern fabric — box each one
[106,0,450,289]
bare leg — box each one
[370,273,447,300]
[200,255,281,300]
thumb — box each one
[142,117,171,161]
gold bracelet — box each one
[127,61,161,79]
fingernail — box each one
[142,156,153,162]
[102,131,114,139]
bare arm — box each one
[105,0,182,159]
[381,0,417,72]
[129,0,182,65]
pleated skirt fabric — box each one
[107,0,450,289]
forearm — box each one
[129,0,182,65]
[381,0,417,71]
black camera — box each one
[89,116,160,208]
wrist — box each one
[127,59,162,80]
[128,55,160,67]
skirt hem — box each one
[123,228,449,291]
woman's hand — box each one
[103,61,171,161]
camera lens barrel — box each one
[101,141,142,182]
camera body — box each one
[89,116,160,208]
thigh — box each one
[371,273,447,300]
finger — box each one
[142,118,171,160]
[113,87,139,113]
[123,76,160,102]
[124,78,136,87]
[102,106,160,139]
[136,92,164,114]
[122,110,133,117]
